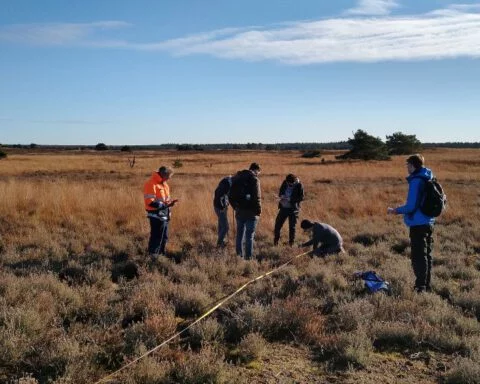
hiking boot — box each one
[414,286,426,294]
[216,241,227,248]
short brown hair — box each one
[249,162,261,172]
[286,174,297,183]
[406,154,424,170]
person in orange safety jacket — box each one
[144,166,178,258]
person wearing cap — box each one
[229,163,262,260]
[143,166,178,259]
[274,173,304,246]
[299,219,344,257]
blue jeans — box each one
[148,217,169,256]
[215,207,229,246]
[235,215,259,260]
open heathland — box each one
[1,148,480,383]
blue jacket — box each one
[395,167,435,227]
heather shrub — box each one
[224,302,268,343]
[187,318,225,349]
[128,357,171,384]
[315,329,372,370]
[261,297,326,343]
[371,321,418,351]
[229,332,267,364]
[123,308,177,354]
[445,358,480,384]
[166,346,227,384]
[422,331,469,355]
[454,291,480,320]
[171,284,211,318]
[327,298,375,332]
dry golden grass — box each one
[1,148,480,383]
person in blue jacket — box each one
[387,154,435,293]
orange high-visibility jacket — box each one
[144,172,171,221]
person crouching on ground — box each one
[299,219,344,256]
[274,173,304,246]
[144,166,178,259]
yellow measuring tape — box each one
[93,250,312,384]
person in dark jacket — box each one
[274,174,304,246]
[300,219,344,256]
[213,175,232,247]
[229,163,261,260]
[388,154,436,293]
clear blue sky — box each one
[1,0,479,145]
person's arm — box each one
[279,181,286,198]
[301,239,313,247]
[255,179,262,215]
[292,183,304,204]
[395,178,422,214]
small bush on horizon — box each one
[173,159,183,168]
[301,150,322,158]
[95,143,108,151]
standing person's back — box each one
[229,163,261,260]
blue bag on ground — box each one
[356,271,391,293]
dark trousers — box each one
[148,217,169,256]
[274,208,298,245]
[314,244,343,257]
[409,224,434,292]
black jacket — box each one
[213,176,232,210]
[229,170,261,217]
[278,180,304,211]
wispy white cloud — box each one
[448,3,480,11]
[0,21,130,45]
[1,4,480,65]
[344,0,399,16]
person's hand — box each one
[168,199,179,207]
[387,207,396,215]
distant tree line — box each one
[3,136,480,160]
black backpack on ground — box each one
[418,177,446,217]
[229,171,256,211]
